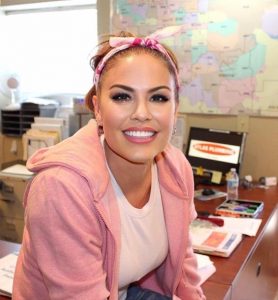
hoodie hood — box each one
[26,119,109,201]
[27,119,192,201]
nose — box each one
[130,99,152,121]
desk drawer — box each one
[0,196,24,218]
[0,217,24,243]
[0,177,27,203]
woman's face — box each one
[93,53,177,165]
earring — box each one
[96,118,104,136]
[172,126,177,136]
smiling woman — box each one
[0,5,97,96]
[13,29,206,300]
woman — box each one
[13,30,205,299]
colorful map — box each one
[111,0,278,116]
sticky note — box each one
[211,171,222,184]
[196,166,204,176]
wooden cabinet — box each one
[231,206,278,300]
[0,134,24,169]
[0,172,32,243]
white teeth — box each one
[124,131,155,137]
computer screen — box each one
[185,127,247,183]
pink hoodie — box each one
[13,120,205,300]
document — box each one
[213,216,262,236]
[0,252,18,297]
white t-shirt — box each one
[108,163,169,300]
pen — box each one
[197,216,224,227]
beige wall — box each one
[97,0,111,37]
[181,113,278,181]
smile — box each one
[124,130,156,138]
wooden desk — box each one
[0,240,20,299]
[197,185,278,300]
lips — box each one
[123,127,157,143]
[124,130,155,137]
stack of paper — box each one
[0,252,18,297]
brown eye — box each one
[111,93,131,102]
[151,94,169,102]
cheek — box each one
[153,107,176,128]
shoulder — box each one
[26,166,93,213]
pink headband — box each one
[93,26,182,88]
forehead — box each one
[100,51,173,87]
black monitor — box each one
[185,127,247,185]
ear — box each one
[93,95,102,125]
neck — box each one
[104,142,153,208]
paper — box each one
[1,164,33,176]
[195,253,216,285]
[0,252,18,297]
[214,216,262,236]
[196,166,204,176]
[211,171,222,184]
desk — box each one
[0,240,20,299]
[198,185,278,300]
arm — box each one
[175,189,206,300]
[175,154,206,299]
[25,166,110,299]
[174,234,206,300]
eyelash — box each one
[111,93,131,102]
[151,94,169,102]
[111,93,169,103]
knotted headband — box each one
[93,26,182,88]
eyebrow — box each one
[109,84,171,93]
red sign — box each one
[193,143,235,156]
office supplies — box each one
[190,223,242,257]
[197,216,224,227]
[194,189,227,201]
[215,199,264,218]
[259,176,277,186]
[202,188,215,196]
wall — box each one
[97,0,110,37]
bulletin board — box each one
[111,0,278,116]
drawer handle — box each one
[256,262,262,277]
[3,184,14,194]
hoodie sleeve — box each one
[174,234,206,300]
[15,166,110,300]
